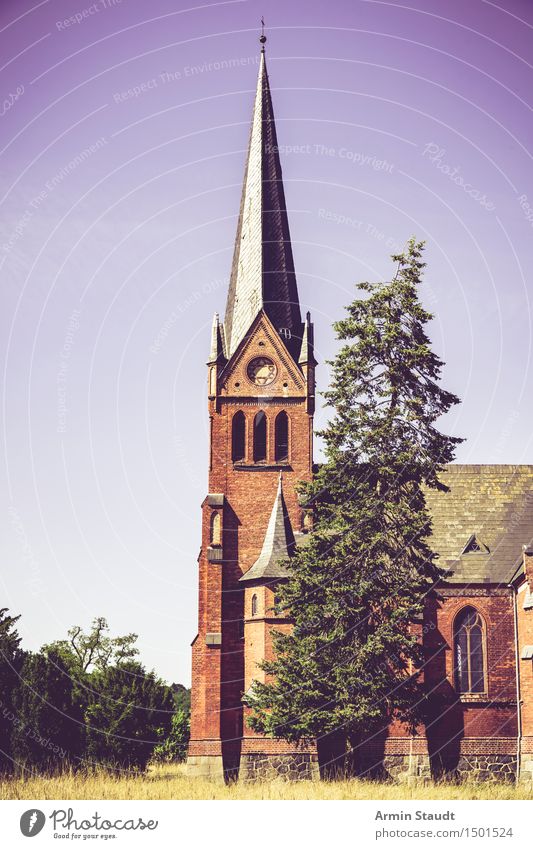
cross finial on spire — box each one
[259,16,266,50]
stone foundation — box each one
[239,752,319,782]
[448,754,517,782]
[518,755,533,785]
[186,755,225,781]
[188,746,520,784]
[518,738,533,785]
[357,737,431,784]
[376,754,432,784]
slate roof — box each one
[237,465,533,586]
[223,49,302,360]
[240,474,296,582]
[426,465,533,584]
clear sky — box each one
[1,0,532,685]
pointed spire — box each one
[240,472,296,581]
[224,45,302,360]
[208,312,226,363]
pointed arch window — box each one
[232,411,246,462]
[253,411,267,462]
[454,606,486,694]
[251,594,258,617]
[210,512,221,546]
[275,411,289,462]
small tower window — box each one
[251,594,258,617]
[209,367,216,396]
[253,411,267,462]
[275,411,289,462]
[232,411,246,462]
[454,606,486,694]
[210,512,221,546]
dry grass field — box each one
[1,765,532,800]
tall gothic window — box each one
[275,411,289,462]
[210,512,221,546]
[253,411,267,462]
[232,411,246,462]
[251,594,258,617]
[454,606,486,694]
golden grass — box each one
[1,764,532,800]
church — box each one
[186,38,533,784]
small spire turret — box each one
[240,474,296,582]
[208,312,226,363]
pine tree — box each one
[248,239,462,769]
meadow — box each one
[1,765,532,800]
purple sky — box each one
[1,0,532,685]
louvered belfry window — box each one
[253,411,267,462]
[275,411,289,462]
[454,606,486,694]
[232,411,246,462]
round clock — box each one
[247,356,277,386]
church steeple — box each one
[223,42,302,360]
[188,32,316,781]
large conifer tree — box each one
[249,239,462,766]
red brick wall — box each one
[422,589,517,752]
[189,313,314,756]
[385,590,517,750]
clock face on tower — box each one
[247,356,277,386]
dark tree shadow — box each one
[317,730,347,780]
[426,684,464,779]
[424,596,464,779]
[220,501,243,782]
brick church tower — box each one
[187,38,318,780]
